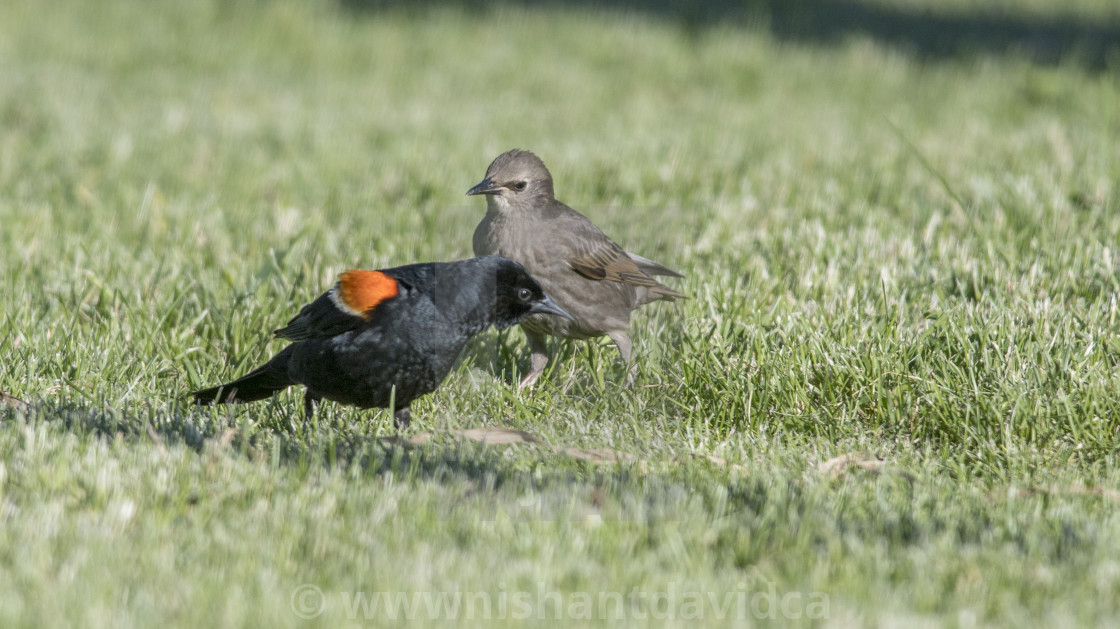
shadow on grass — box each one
[10,399,756,526]
[339,0,1120,71]
[459,328,622,389]
[8,396,619,480]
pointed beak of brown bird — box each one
[466,177,503,196]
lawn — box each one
[2,0,1120,626]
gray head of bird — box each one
[466,149,556,212]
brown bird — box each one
[467,149,686,387]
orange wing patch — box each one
[332,270,400,319]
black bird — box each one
[192,256,572,428]
[468,149,686,386]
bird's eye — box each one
[517,288,532,302]
[513,181,528,191]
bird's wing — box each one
[274,270,403,341]
[563,224,688,298]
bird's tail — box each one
[192,345,295,405]
[625,252,688,300]
[648,282,689,300]
[627,252,685,278]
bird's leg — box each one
[303,391,320,425]
[520,329,551,388]
[393,406,411,430]
[606,330,637,386]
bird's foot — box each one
[624,362,638,387]
[393,407,411,430]
[518,369,543,389]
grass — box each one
[2,0,1120,626]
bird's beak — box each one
[531,294,575,321]
[466,177,503,196]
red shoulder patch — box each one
[335,270,399,319]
